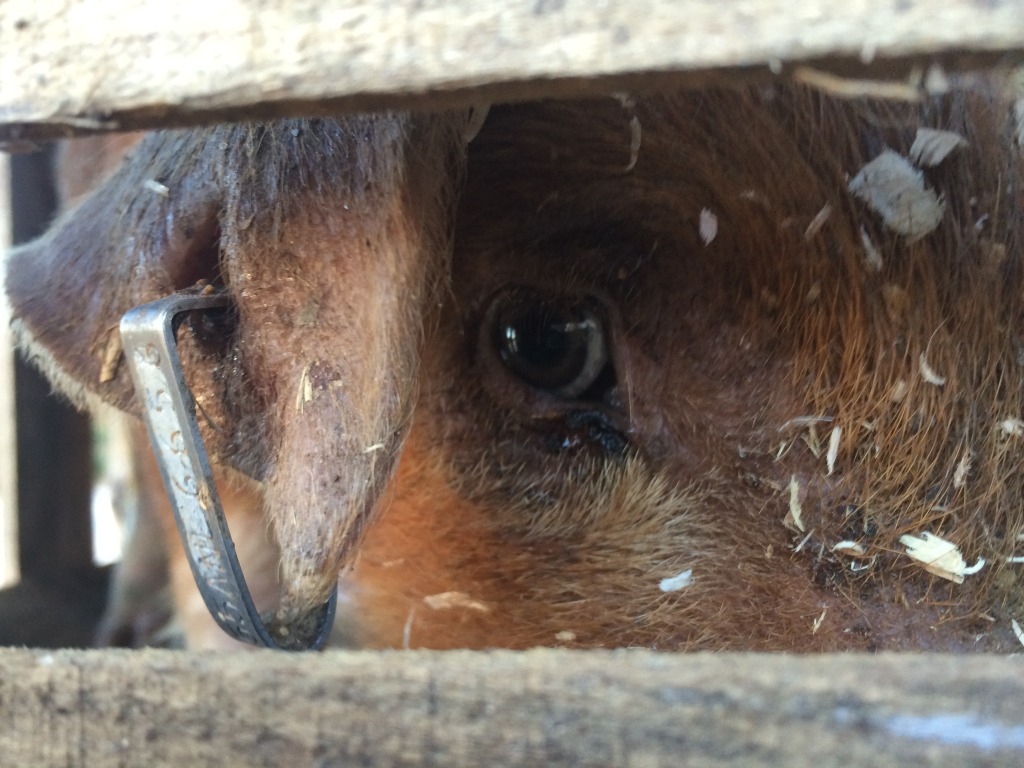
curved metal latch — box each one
[120,288,337,650]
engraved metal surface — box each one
[120,288,336,650]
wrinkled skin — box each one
[7,78,1024,651]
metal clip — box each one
[120,288,336,650]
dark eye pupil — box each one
[500,309,587,388]
[493,300,608,398]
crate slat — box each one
[2,0,1023,141]
[0,648,1022,767]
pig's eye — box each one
[490,295,609,399]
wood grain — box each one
[2,0,1023,141]
[0,648,1022,766]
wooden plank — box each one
[0,155,15,588]
[2,0,1023,142]
[0,649,1022,767]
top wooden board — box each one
[1,0,1023,141]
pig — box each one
[6,74,1024,652]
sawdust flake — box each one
[900,531,985,584]
[699,208,718,246]
[785,476,805,533]
[848,151,945,240]
[659,569,694,593]
[909,128,967,168]
[1000,418,1024,437]
[423,592,490,612]
[919,353,946,387]
[826,425,841,475]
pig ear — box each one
[5,131,224,414]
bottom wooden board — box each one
[0,648,1021,766]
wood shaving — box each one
[804,204,832,240]
[811,609,826,635]
[826,425,841,476]
[463,103,490,143]
[143,179,170,197]
[1000,417,1024,437]
[804,423,822,458]
[890,379,909,403]
[423,591,490,612]
[909,128,967,167]
[699,208,718,246]
[1013,619,1024,649]
[794,530,814,553]
[625,115,642,172]
[831,540,867,556]
[793,66,922,102]
[924,64,950,96]
[402,607,415,650]
[738,189,770,208]
[919,353,946,387]
[659,569,694,593]
[779,415,833,431]
[848,151,945,240]
[98,331,123,383]
[785,476,805,532]
[953,451,972,489]
[294,363,313,412]
[859,226,883,271]
[899,531,985,584]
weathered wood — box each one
[0,649,1021,767]
[2,0,1023,142]
[0,155,15,589]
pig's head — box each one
[8,78,1024,652]
[6,114,467,628]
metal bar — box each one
[119,288,336,650]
